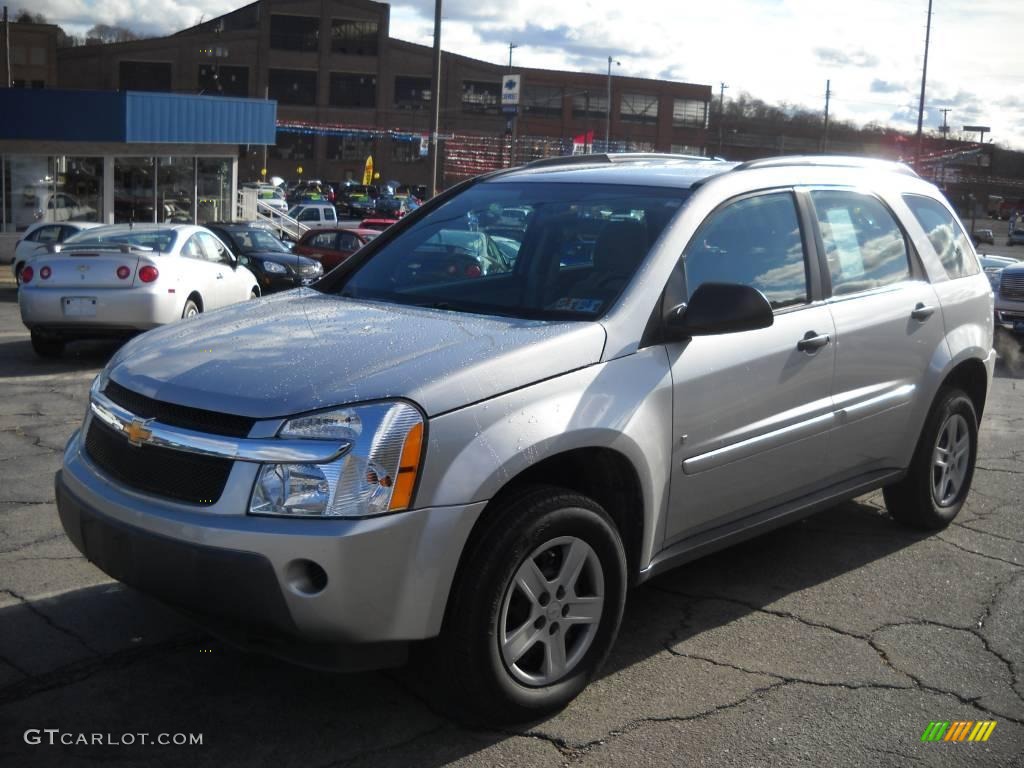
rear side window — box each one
[810,190,910,295]
[683,192,808,309]
[902,194,979,279]
[308,232,338,249]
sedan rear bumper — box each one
[19,285,181,334]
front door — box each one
[665,190,837,544]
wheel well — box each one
[941,358,988,419]
[186,292,203,312]
[251,285,261,296]
[476,448,645,582]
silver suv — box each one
[56,155,994,723]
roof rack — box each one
[524,153,727,170]
[732,155,919,178]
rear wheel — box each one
[250,288,259,299]
[426,486,627,725]
[30,331,64,358]
[883,387,978,530]
[182,298,200,319]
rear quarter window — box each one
[902,194,980,279]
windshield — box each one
[229,228,291,253]
[327,181,691,320]
[62,228,178,252]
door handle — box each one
[911,303,935,321]
[797,331,831,353]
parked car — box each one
[1007,220,1024,246]
[979,254,1018,291]
[358,217,399,232]
[288,181,334,206]
[10,221,103,282]
[19,223,259,357]
[243,183,289,215]
[33,192,97,223]
[205,222,323,292]
[374,194,418,219]
[995,259,1024,336]
[54,155,993,725]
[336,184,380,218]
[287,202,339,229]
[972,228,995,245]
[293,227,377,270]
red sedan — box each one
[293,227,378,271]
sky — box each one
[23,0,1024,150]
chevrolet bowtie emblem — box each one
[122,418,153,447]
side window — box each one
[197,232,230,262]
[338,233,359,251]
[298,208,320,222]
[324,207,337,221]
[309,232,338,249]
[902,194,979,279]
[181,235,204,259]
[683,192,808,309]
[33,226,63,244]
[810,190,910,295]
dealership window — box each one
[392,139,420,163]
[394,75,431,110]
[2,155,103,232]
[119,61,172,92]
[523,85,563,117]
[268,69,318,106]
[114,157,156,223]
[331,19,378,56]
[326,136,374,161]
[462,80,501,114]
[270,15,319,52]
[620,93,659,124]
[329,73,376,108]
[198,64,249,97]
[571,92,607,118]
[271,132,315,161]
[158,157,194,224]
[198,158,231,225]
[672,98,707,128]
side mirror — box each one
[665,282,774,337]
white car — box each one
[9,221,104,280]
[34,192,97,223]
[19,224,260,358]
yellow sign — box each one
[296,165,304,176]
[260,167,267,177]
[363,156,374,185]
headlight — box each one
[984,267,1001,291]
[262,260,287,274]
[250,401,424,518]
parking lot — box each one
[0,271,1022,767]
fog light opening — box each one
[285,559,328,596]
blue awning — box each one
[0,89,276,145]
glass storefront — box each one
[2,153,235,231]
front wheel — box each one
[883,387,978,530]
[427,486,627,725]
[181,298,200,319]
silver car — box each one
[55,155,994,723]
[19,224,260,357]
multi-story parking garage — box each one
[51,0,712,187]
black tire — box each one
[883,387,978,530]
[250,288,259,299]
[30,331,64,358]
[425,486,627,725]
[14,262,25,283]
[181,298,200,319]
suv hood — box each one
[105,290,607,418]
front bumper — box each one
[995,294,1024,335]
[57,427,486,667]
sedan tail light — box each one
[21,266,34,283]
[40,266,52,280]
[138,265,159,283]
[116,265,132,280]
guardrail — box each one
[235,189,310,241]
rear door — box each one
[196,231,247,307]
[665,190,837,543]
[179,233,224,309]
[804,188,946,480]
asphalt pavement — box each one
[0,273,1022,767]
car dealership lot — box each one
[0,277,1021,766]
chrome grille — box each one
[1000,270,1024,301]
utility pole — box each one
[507,42,518,168]
[822,80,831,153]
[716,82,728,157]
[915,0,934,164]
[429,0,443,196]
[605,56,619,152]
[939,108,951,141]
[3,6,11,89]
[508,42,518,68]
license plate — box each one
[62,297,97,317]
[1014,320,1024,333]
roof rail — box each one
[524,153,727,170]
[732,155,919,178]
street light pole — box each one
[605,56,619,152]
[429,0,443,196]
[716,82,728,157]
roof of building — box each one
[0,89,276,145]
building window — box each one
[571,92,606,118]
[119,61,172,92]
[271,132,315,161]
[329,73,376,108]
[198,64,249,97]
[331,19,378,56]
[671,144,703,156]
[326,136,374,161]
[392,139,420,163]
[198,158,232,225]
[523,85,563,117]
[11,47,25,66]
[29,47,46,67]
[462,80,501,114]
[268,69,318,106]
[394,75,431,110]
[620,93,659,124]
[270,15,319,52]
[114,157,156,224]
[672,98,707,128]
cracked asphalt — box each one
[1,276,1022,767]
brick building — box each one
[1,19,59,89]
